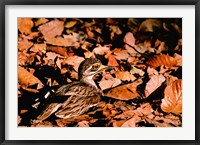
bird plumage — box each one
[36,58,107,122]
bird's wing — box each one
[36,103,62,121]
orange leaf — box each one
[47,46,67,57]
[35,18,49,26]
[104,80,142,100]
[113,48,130,60]
[45,37,75,47]
[99,77,121,90]
[161,79,182,114]
[107,55,119,66]
[18,39,33,51]
[145,74,166,98]
[121,117,136,127]
[146,54,177,68]
[115,71,136,81]
[38,20,64,38]
[18,66,44,90]
[18,18,34,34]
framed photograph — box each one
[0,0,199,145]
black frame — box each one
[0,0,199,145]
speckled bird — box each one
[36,58,109,121]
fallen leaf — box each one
[145,74,166,98]
[38,20,64,38]
[45,37,76,47]
[47,46,67,57]
[18,18,34,34]
[35,18,49,26]
[121,117,136,127]
[99,75,121,90]
[18,52,27,65]
[124,32,138,56]
[115,71,136,82]
[139,19,162,32]
[18,66,44,90]
[130,66,145,76]
[146,54,177,68]
[30,44,46,54]
[93,46,110,55]
[113,120,126,127]
[113,48,130,60]
[104,79,142,100]
[65,21,77,28]
[18,116,22,125]
[161,79,182,114]
[64,56,84,72]
[174,53,182,66]
[18,39,33,51]
[107,55,119,66]
[77,121,90,127]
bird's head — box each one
[78,58,109,88]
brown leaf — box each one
[174,53,182,66]
[113,48,130,60]
[107,55,119,66]
[47,46,67,57]
[121,117,136,127]
[65,21,77,28]
[77,121,90,127]
[124,32,138,56]
[18,66,44,90]
[38,20,64,38]
[18,52,27,65]
[18,18,34,34]
[99,76,121,90]
[64,56,84,72]
[161,79,182,114]
[18,39,33,51]
[30,44,46,54]
[104,80,142,100]
[113,120,126,127]
[139,19,162,32]
[93,46,110,55]
[34,18,49,26]
[115,71,136,82]
[145,74,166,98]
[45,37,76,47]
[146,54,177,68]
[18,116,22,125]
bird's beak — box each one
[98,65,108,71]
[98,65,114,72]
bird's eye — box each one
[91,63,100,71]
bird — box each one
[35,58,109,122]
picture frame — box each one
[0,0,199,145]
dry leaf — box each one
[18,39,33,51]
[65,21,77,28]
[99,76,121,90]
[18,66,44,90]
[113,48,130,60]
[107,55,119,66]
[161,79,182,114]
[18,52,27,65]
[47,46,67,57]
[145,74,166,98]
[130,66,145,76]
[104,80,142,100]
[77,121,90,127]
[18,116,22,125]
[93,46,110,55]
[45,37,75,47]
[35,18,49,26]
[38,20,64,38]
[146,54,177,68]
[124,32,138,56]
[18,18,34,34]
[64,56,84,72]
[121,117,136,127]
[139,19,162,32]
[174,53,182,66]
[115,71,136,82]
[30,44,46,54]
